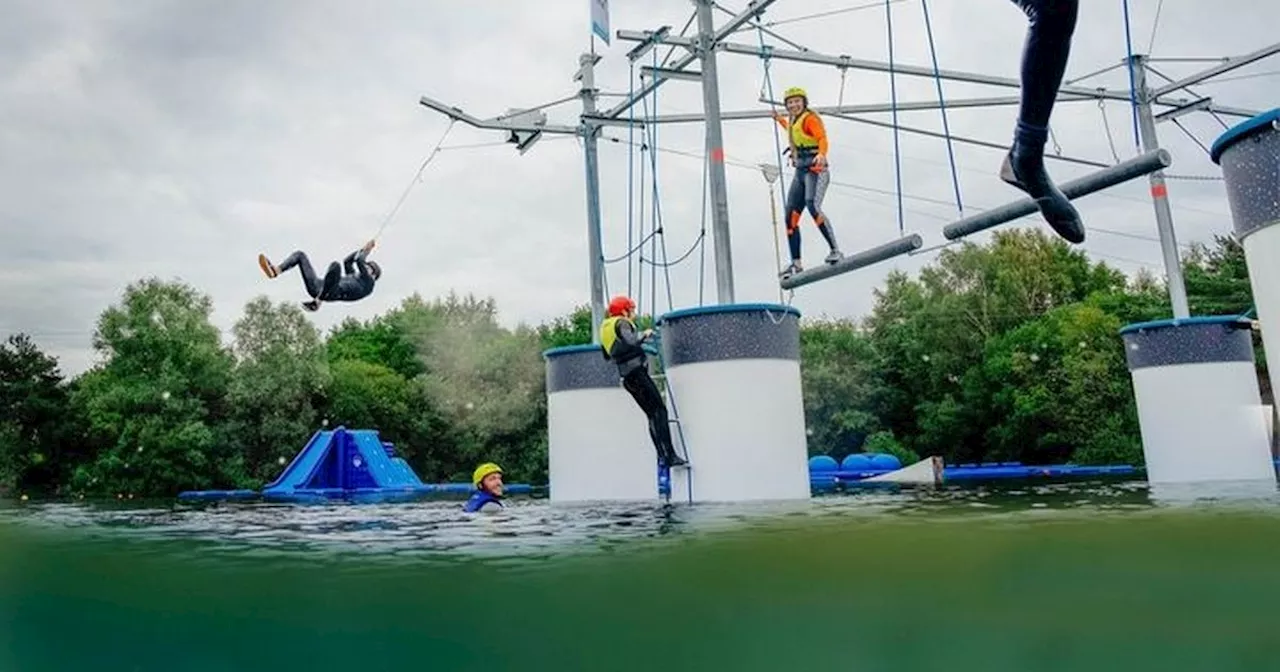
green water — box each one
[2,479,1279,671]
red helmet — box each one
[607,295,636,317]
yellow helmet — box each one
[472,462,503,488]
[783,86,807,101]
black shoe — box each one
[665,453,689,468]
[999,150,1085,244]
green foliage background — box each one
[0,230,1266,498]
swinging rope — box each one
[370,118,457,241]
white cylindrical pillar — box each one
[1211,107,1280,410]
[657,303,810,503]
[543,345,660,503]
[1119,316,1275,485]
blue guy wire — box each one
[920,0,964,217]
[885,0,906,234]
[1121,0,1143,150]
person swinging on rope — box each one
[774,86,843,281]
[257,240,382,312]
[599,295,688,468]
[1002,0,1085,244]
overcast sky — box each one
[2,0,1276,376]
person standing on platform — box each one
[599,295,688,468]
[1001,0,1086,244]
[774,86,843,281]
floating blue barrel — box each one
[868,453,901,471]
[841,453,873,471]
[809,455,839,473]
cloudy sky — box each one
[2,0,1276,376]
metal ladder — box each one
[646,334,693,503]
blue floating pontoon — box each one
[177,426,533,504]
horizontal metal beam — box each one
[780,234,923,290]
[641,65,703,82]
[625,25,671,62]
[1152,97,1261,120]
[602,0,779,120]
[583,94,1100,127]
[417,95,580,135]
[1151,42,1280,98]
[714,41,1141,104]
[825,111,1109,168]
[1153,96,1216,123]
[942,149,1173,240]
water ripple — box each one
[4,477,1279,564]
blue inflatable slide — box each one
[177,426,532,504]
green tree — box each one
[974,303,1142,466]
[414,293,548,484]
[537,304,594,350]
[224,297,329,483]
[799,319,882,459]
[69,278,243,496]
[0,334,78,495]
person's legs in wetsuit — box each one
[803,168,841,263]
[302,262,344,311]
[1001,0,1085,244]
[267,251,325,298]
[622,367,686,467]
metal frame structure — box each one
[418,1,1278,324]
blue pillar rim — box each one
[542,343,600,359]
[657,302,801,326]
[1209,107,1280,165]
[1118,314,1253,336]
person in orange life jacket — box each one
[257,239,382,312]
[599,295,688,468]
[464,462,504,513]
[774,87,842,281]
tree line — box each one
[0,229,1262,499]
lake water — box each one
[2,478,1279,671]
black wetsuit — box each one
[602,320,684,467]
[277,248,377,303]
[1005,0,1085,243]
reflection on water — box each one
[2,477,1279,671]
[0,479,1185,559]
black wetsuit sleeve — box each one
[343,249,369,276]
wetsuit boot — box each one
[1000,123,1085,244]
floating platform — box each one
[177,427,533,504]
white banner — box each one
[590,0,610,44]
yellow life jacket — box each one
[789,110,821,153]
[599,315,627,358]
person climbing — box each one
[774,86,842,281]
[463,462,505,513]
[257,240,382,312]
[599,295,688,468]
[1001,0,1086,244]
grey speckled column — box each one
[544,344,620,394]
[1210,108,1280,241]
[657,303,801,367]
[1119,316,1256,371]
